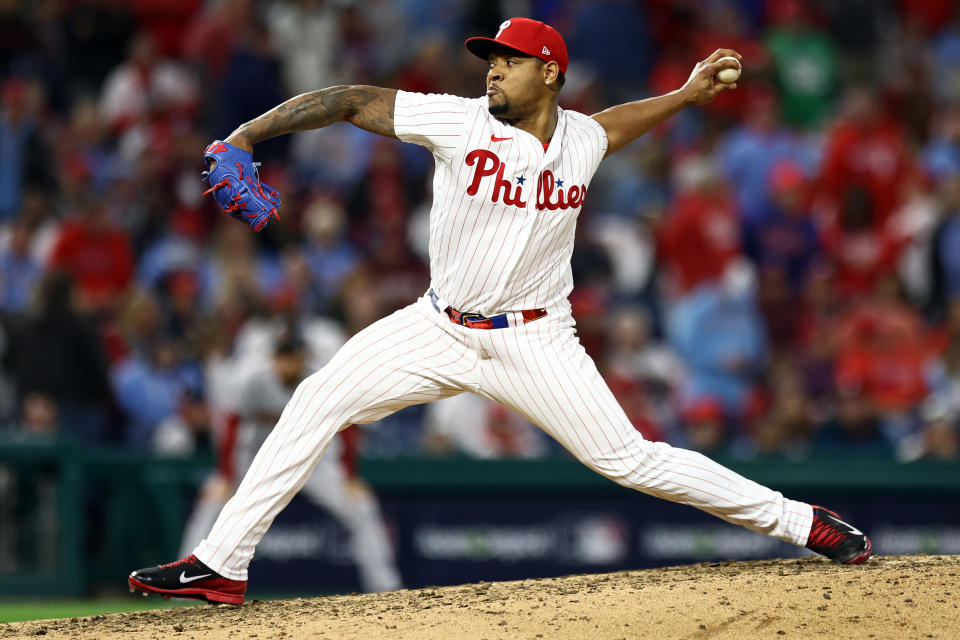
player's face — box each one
[486,47,548,119]
[274,352,305,386]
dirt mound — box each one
[2,555,957,639]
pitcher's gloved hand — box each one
[201,140,280,232]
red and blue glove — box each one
[202,140,281,232]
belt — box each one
[429,289,547,329]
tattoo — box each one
[231,85,398,144]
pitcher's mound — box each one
[4,555,957,639]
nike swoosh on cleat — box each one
[179,571,213,583]
[491,135,512,142]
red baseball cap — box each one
[465,18,569,75]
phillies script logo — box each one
[465,149,586,211]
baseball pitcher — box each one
[130,18,871,605]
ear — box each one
[543,60,560,86]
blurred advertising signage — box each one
[414,516,629,565]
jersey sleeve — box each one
[393,90,471,156]
[576,111,609,175]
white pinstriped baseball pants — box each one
[194,294,813,580]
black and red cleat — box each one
[128,555,246,605]
[806,506,873,565]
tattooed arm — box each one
[223,85,398,152]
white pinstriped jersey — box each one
[393,90,608,316]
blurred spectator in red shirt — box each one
[606,374,665,444]
[49,201,135,314]
[833,277,933,416]
[394,36,450,95]
[817,87,911,226]
[679,397,728,455]
[647,39,696,102]
[349,138,411,233]
[896,0,957,36]
[819,186,904,298]
[183,0,253,83]
[132,0,203,58]
[658,156,742,297]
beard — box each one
[488,95,511,117]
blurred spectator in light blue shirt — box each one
[931,176,960,307]
[922,106,960,182]
[0,78,45,221]
[930,14,960,105]
[111,339,197,448]
[301,194,360,313]
[0,220,44,313]
[667,285,769,422]
[713,89,813,224]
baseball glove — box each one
[202,140,281,232]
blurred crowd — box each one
[1,0,959,464]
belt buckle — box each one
[458,312,486,326]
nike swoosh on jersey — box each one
[491,135,512,142]
[179,571,213,583]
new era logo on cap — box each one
[465,17,569,75]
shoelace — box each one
[203,178,230,196]
[808,515,851,549]
[203,179,249,214]
[159,554,199,569]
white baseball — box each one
[716,56,741,83]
